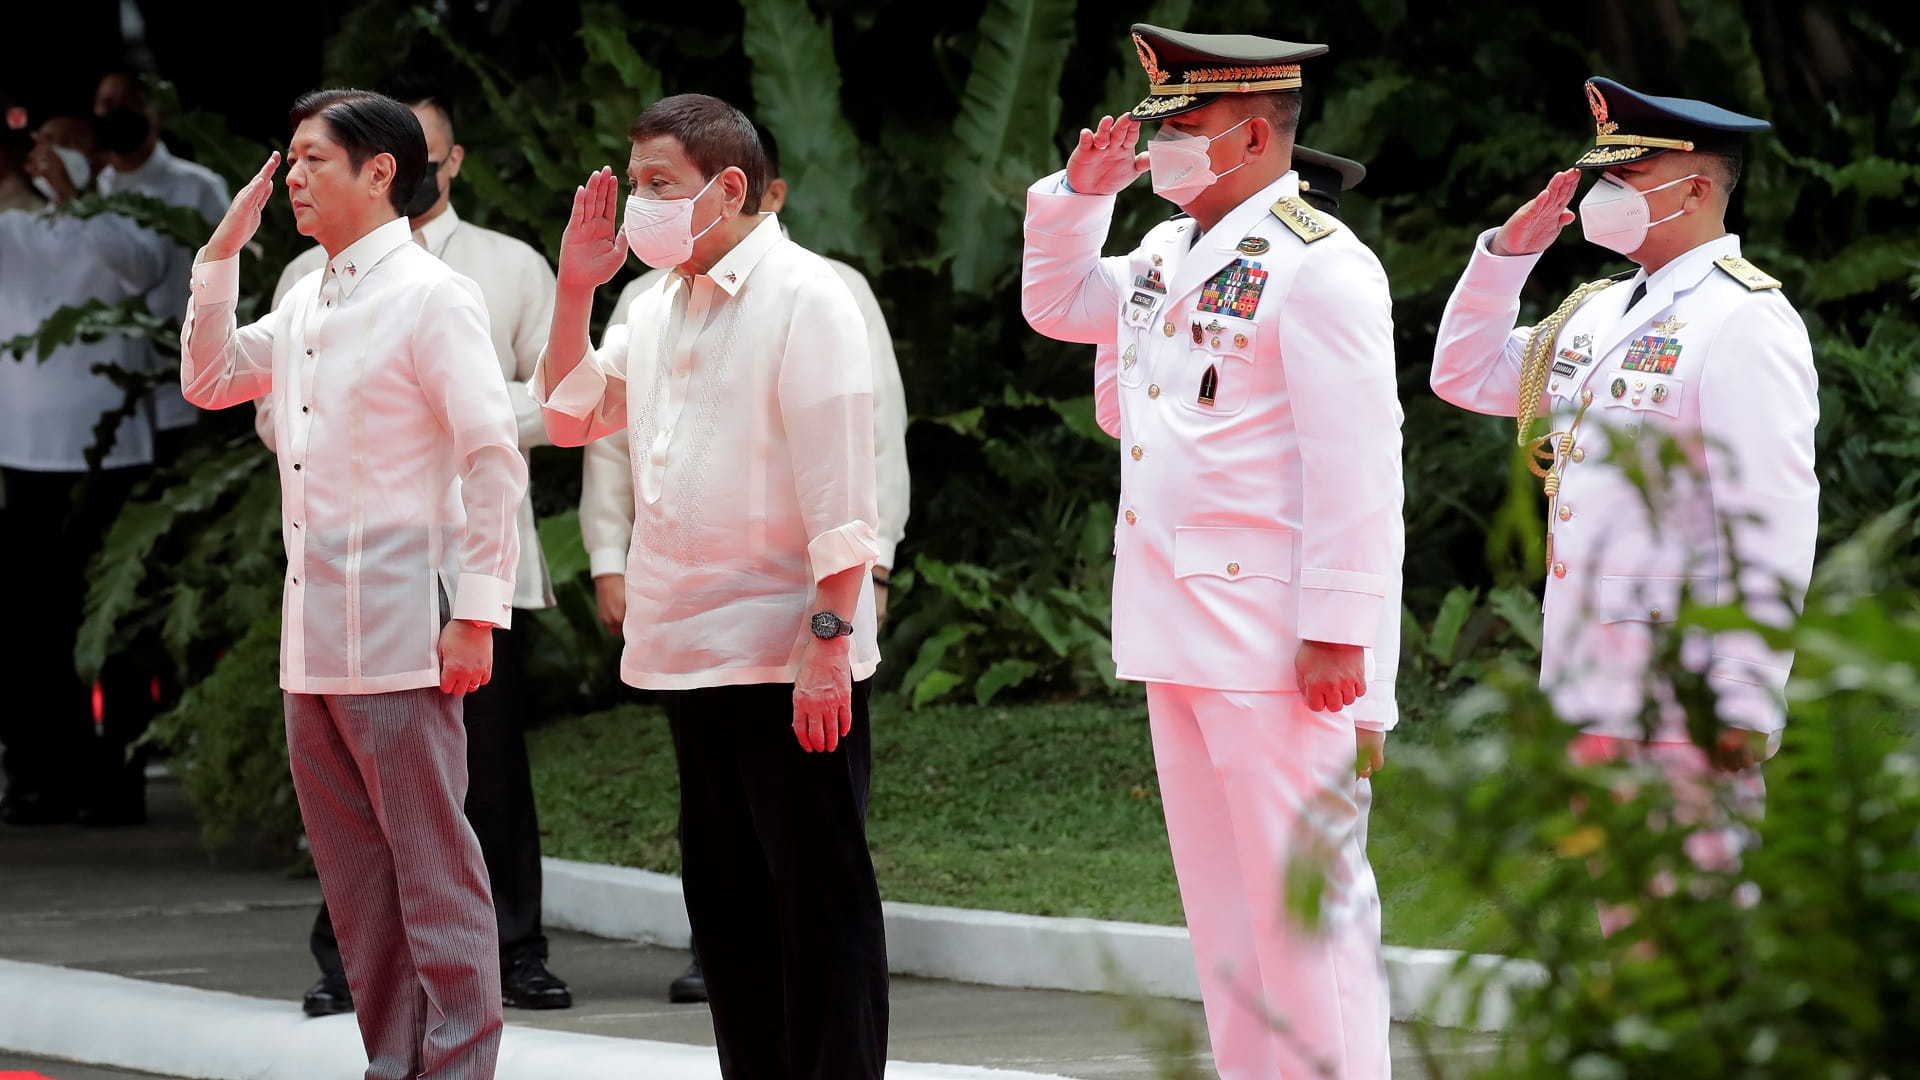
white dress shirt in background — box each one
[533,213,880,691]
[97,142,231,433]
[273,206,559,609]
[181,217,526,694]
[0,208,168,471]
[579,246,909,578]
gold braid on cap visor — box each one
[1147,64,1303,96]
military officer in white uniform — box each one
[1430,79,1818,921]
[1024,25,1401,1080]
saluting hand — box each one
[557,166,628,292]
[1064,115,1150,196]
[206,153,280,262]
[1490,168,1582,257]
[1297,639,1366,714]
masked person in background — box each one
[1021,24,1402,1080]
[1430,79,1817,934]
[92,68,230,461]
[0,114,169,828]
[533,93,888,1079]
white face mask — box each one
[32,145,92,202]
[1147,117,1251,205]
[622,173,724,269]
[1577,171,1701,255]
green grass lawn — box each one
[528,692,1521,952]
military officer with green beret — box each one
[1024,24,1401,1080]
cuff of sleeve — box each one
[1351,683,1399,732]
[530,350,607,419]
[874,538,898,572]
[1297,568,1388,648]
[807,520,882,583]
[452,573,516,628]
[1461,228,1545,298]
[588,549,629,578]
[190,253,241,302]
[1025,171,1118,238]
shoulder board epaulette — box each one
[1269,196,1339,243]
[1608,268,1638,282]
[1713,254,1782,291]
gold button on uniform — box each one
[1233,333,1248,349]
[1124,509,1137,525]
[1148,384,1160,399]
[1558,506,1572,521]
[1649,607,1663,619]
[1163,321,1177,337]
[1131,445,1143,461]
[1226,562,1240,576]
[1570,448,1586,463]
[1552,562,1567,578]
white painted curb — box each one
[542,857,1544,1033]
[0,959,1075,1080]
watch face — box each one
[811,612,839,639]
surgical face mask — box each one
[1147,117,1251,205]
[32,144,91,201]
[622,173,724,269]
[1578,171,1701,255]
[405,159,443,219]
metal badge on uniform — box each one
[1572,333,1593,350]
[1552,360,1579,378]
[1197,259,1268,317]
[1191,321,1204,344]
[1121,344,1137,371]
[1129,290,1157,309]
[1237,237,1270,256]
[1652,383,1668,403]
[1610,377,1627,399]
[1198,364,1219,407]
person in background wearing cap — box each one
[266,76,572,1019]
[1023,25,1401,1079]
[1430,79,1817,932]
[0,114,170,828]
[580,120,910,1007]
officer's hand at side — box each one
[206,153,281,262]
[1064,115,1150,196]
[438,620,495,695]
[557,166,629,292]
[792,637,853,754]
[1709,727,1770,774]
[1490,168,1582,257]
[593,573,626,639]
[1356,728,1385,779]
[1297,640,1365,713]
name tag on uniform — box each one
[1552,360,1578,378]
[1129,290,1156,308]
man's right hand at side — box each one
[1063,114,1150,196]
[206,153,281,262]
[1489,168,1582,257]
[593,573,626,639]
[556,166,629,293]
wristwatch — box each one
[809,611,854,640]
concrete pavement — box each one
[0,777,1496,1078]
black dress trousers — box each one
[311,618,546,971]
[666,679,889,1080]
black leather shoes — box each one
[668,958,707,1004]
[502,954,572,1010]
[0,790,79,826]
[303,971,354,1017]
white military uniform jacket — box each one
[1023,170,1405,731]
[1432,231,1818,740]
